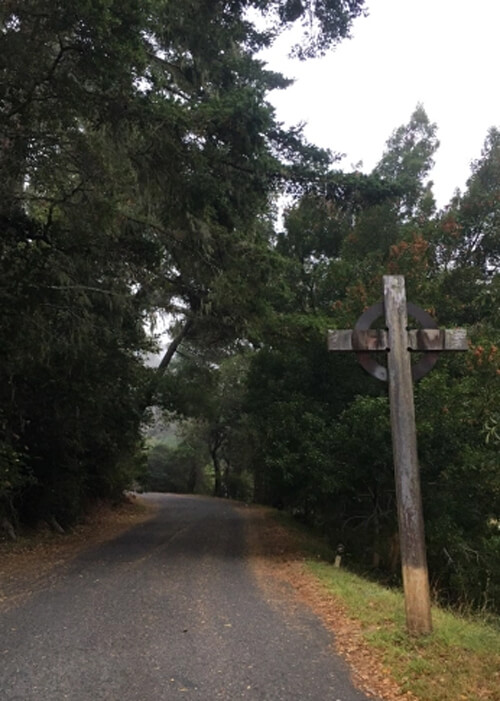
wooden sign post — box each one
[328,276,467,635]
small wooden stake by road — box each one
[328,275,467,636]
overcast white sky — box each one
[260,0,500,208]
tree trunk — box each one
[372,505,381,569]
[156,318,194,374]
[142,317,194,410]
[187,463,197,493]
[1,517,16,541]
[211,448,222,497]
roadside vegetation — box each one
[310,562,500,701]
[266,510,500,701]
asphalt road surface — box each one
[0,494,375,701]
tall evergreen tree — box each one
[0,0,366,526]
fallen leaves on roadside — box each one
[242,506,417,701]
[0,496,154,611]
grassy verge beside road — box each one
[309,561,499,701]
[267,511,499,701]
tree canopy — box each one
[1,3,498,615]
[0,0,365,525]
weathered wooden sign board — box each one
[328,275,468,635]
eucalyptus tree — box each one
[373,104,439,221]
[430,127,500,328]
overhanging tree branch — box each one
[157,317,194,374]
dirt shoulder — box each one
[0,495,154,611]
[242,504,416,701]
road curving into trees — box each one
[0,494,374,701]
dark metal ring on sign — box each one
[353,302,439,382]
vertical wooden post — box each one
[384,276,432,635]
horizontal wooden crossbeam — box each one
[327,328,468,352]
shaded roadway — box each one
[0,494,375,701]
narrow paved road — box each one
[0,495,374,701]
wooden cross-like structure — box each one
[328,276,468,635]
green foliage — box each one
[451,127,500,273]
[245,337,370,515]
[156,352,255,499]
[238,105,500,615]
[374,104,439,220]
[0,438,34,523]
[142,435,212,495]
[0,0,366,525]
[415,362,500,610]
